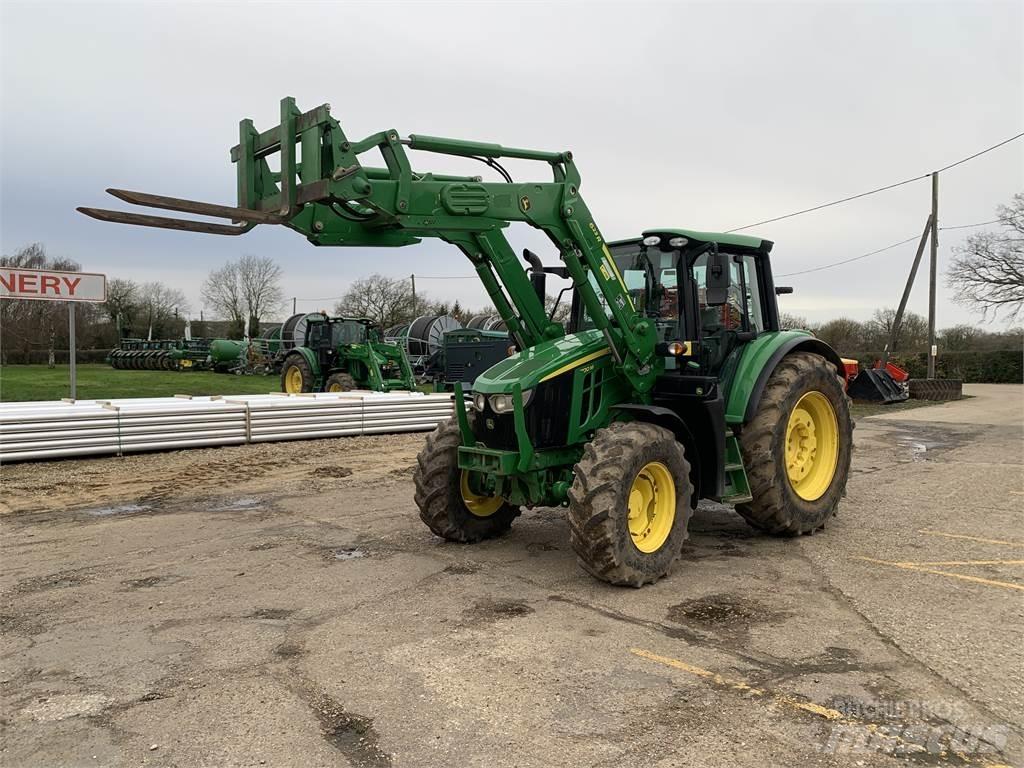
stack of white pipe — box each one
[0,391,455,463]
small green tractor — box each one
[80,98,853,586]
[278,314,416,393]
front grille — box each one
[471,377,573,451]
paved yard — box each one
[1,384,1022,767]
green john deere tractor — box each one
[279,315,416,393]
[80,97,853,586]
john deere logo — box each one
[520,196,531,212]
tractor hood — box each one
[472,330,610,394]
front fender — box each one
[724,332,843,425]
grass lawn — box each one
[0,364,283,402]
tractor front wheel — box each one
[736,351,853,535]
[568,422,693,587]
[413,418,520,542]
[280,354,314,394]
[325,372,357,392]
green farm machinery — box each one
[81,97,853,586]
[278,314,416,393]
[109,338,213,371]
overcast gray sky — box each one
[2,0,1021,327]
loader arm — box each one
[78,97,659,394]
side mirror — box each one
[705,250,730,305]
[775,286,794,295]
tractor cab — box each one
[577,229,781,380]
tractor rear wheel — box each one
[280,354,314,394]
[414,418,520,542]
[568,421,693,587]
[324,372,357,392]
[736,351,853,535]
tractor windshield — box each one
[579,242,680,343]
[331,320,368,345]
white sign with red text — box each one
[0,268,107,303]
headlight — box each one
[488,389,533,413]
[642,235,661,247]
[473,393,486,411]
[489,394,514,413]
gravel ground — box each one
[1,384,1021,767]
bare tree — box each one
[778,312,809,331]
[104,278,139,338]
[334,274,416,328]
[946,193,1024,321]
[863,307,928,355]
[201,255,283,336]
[138,282,187,339]
[544,293,571,325]
[201,261,245,337]
[813,318,864,355]
[238,254,283,334]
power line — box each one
[726,176,929,233]
[938,218,1007,231]
[726,131,1024,233]
[935,133,1024,173]
[776,235,920,278]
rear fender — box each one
[724,333,843,425]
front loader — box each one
[80,97,853,586]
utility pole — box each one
[882,215,932,367]
[927,172,939,378]
[411,274,417,313]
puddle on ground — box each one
[895,434,947,461]
[666,594,790,630]
[82,503,150,517]
[332,548,367,561]
[211,497,265,512]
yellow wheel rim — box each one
[327,382,343,392]
[627,461,676,553]
[460,470,503,517]
[785,391,840,501]
[284,366,304,393]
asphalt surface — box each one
[1,384,1021,767]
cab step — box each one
[719,436,753,505]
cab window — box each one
[692,252,766,335]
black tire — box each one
[568,421,693,587]
[909,378,962,401]
[736,351,853,536]
[280,354,314,393]
[324,372,357,392]
[413,418,520,542]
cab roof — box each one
[609,228,772,254]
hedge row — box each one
[899,350,1023,383]
[1,349,113,365]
